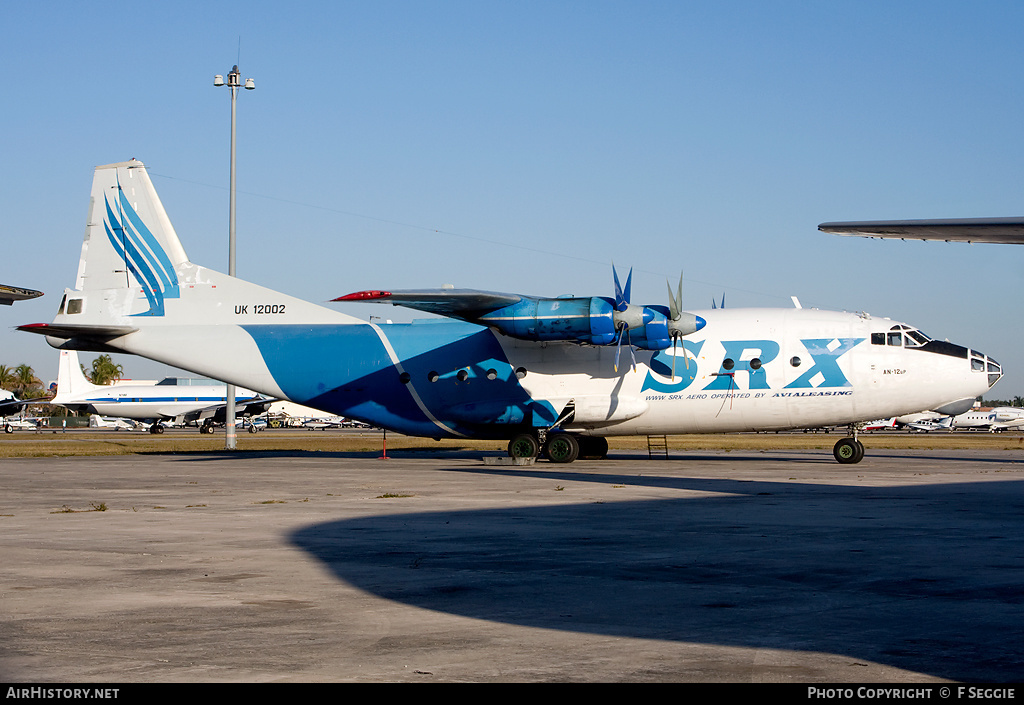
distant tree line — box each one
[980,396,1024,408]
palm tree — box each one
[0,364,14,392]
[13,364,40,396]
[87,355,124,386]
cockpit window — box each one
[879,325,931,348]
[905,330,930,347]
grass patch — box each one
[0,429,1022,459]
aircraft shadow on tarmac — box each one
[290,470,1024,682]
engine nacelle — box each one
[478,298,704,350]
[479,296,618,345]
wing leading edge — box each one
[334,289,523,318]
[819,218,1024,244]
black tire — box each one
[508,433,539,459]
[544,434,580,464]
[833,438,864,464]
[4,424,13,434]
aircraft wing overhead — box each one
[819,218,1024,244]
[0,284,43,305]
[334,289,523,319]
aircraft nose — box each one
[973,350,1003,389]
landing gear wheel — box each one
[248,424,258,434]
[833,438,865,464]
[200,423,215,435]
[544,434,580,464]
[4,424,13,434]
[149,423,164,435]
[577,436,609,460]
[508,433,540,459]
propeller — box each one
[712,292,725,309]
[666,273,705,381]
[611,264,645,372]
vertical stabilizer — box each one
[52,350,101,403]
[76,160,189,316]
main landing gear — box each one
[833,425,865,464]
[507,431,608,463]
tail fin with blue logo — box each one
[20,159,357,394]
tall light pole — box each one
[214,65,255,450]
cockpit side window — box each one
[887,332,903,346]
[905,330,929,347]
[871,332,885,346]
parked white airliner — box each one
[50,349,273,434]
[18,160,1003,463]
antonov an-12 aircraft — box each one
[18,160,1004,463]
[50,349,274,434]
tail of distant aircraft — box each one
[52,350,102,404]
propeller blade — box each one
[613,264,632,312]
[613,321,637,373]
[614,323,625,372]
[627,327,636,371]
[671,336,677,382]
[667,273,683,321]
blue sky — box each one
[3,1,1023,395]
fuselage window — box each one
[456,369,469,381]
[722,358,735,371]
[790,356,801,367]
[749,358,762,370]
[427,371,440,382]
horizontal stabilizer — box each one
[17,323,138,340]
[819,218,1024,244]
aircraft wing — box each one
[180,396,277,424]
[0,397,33,416]
[819,218,1024,244]
[334,289,523,320]
[0,284,43,305]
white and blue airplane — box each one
[50,348,274,434]
[17,160,1004,463]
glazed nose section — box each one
[971,350,1003,389]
